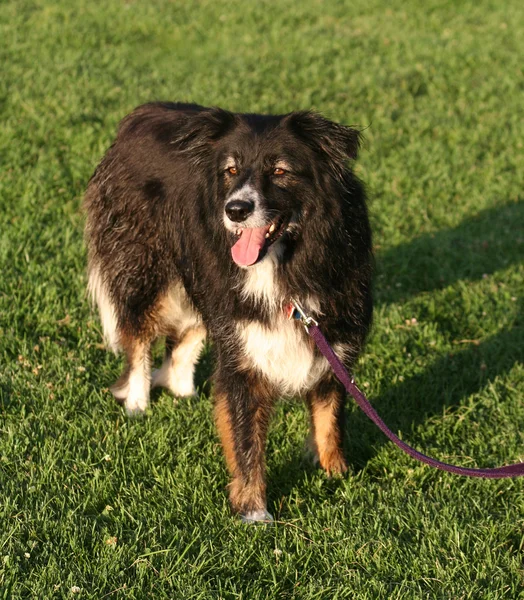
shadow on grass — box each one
[375,199,524,304]
[346,199,524,470]
[344,317,523,476]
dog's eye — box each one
[227,166,238,175]
[273,167,286,176]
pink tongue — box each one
[231,227,269,266]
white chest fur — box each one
[237,249,349,395]
[237,314,330,395]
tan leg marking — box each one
[309,391,347,476]
[214,392,239,477]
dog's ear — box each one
[170,108,238,158]
[285,111,361,169]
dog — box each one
[84,102,373,522]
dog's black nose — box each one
[225,200,254,222]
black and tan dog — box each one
[84,102,373,522]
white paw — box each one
[152,364,196,397]
[169,379,197,397]
[241,509,274,524]
[124,394,149,416]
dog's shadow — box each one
[345,321,523,473]
[354,199,524,470]
[374,200,524,304]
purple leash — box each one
[291,300,524,479]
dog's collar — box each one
[284,302,297,320]
[285,299,318,330]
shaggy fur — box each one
[84,102,373,521]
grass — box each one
[0,0,523,597]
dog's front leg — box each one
[214,370,274,523]
[306,373,348,476]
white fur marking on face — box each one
[238,310,330,395]
[224,183,267,231]
[223,156,237,170]
[273,159,292,172]
[227,182,261,205]
[152,326,206,397]
[87,264,120,353]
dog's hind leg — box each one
[151,325,206,397]
[306,374,348,476]
[111,336,152,415]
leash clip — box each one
[289,298,319,331]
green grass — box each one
[1,0,523,597]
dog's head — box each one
[173,109,361,267]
